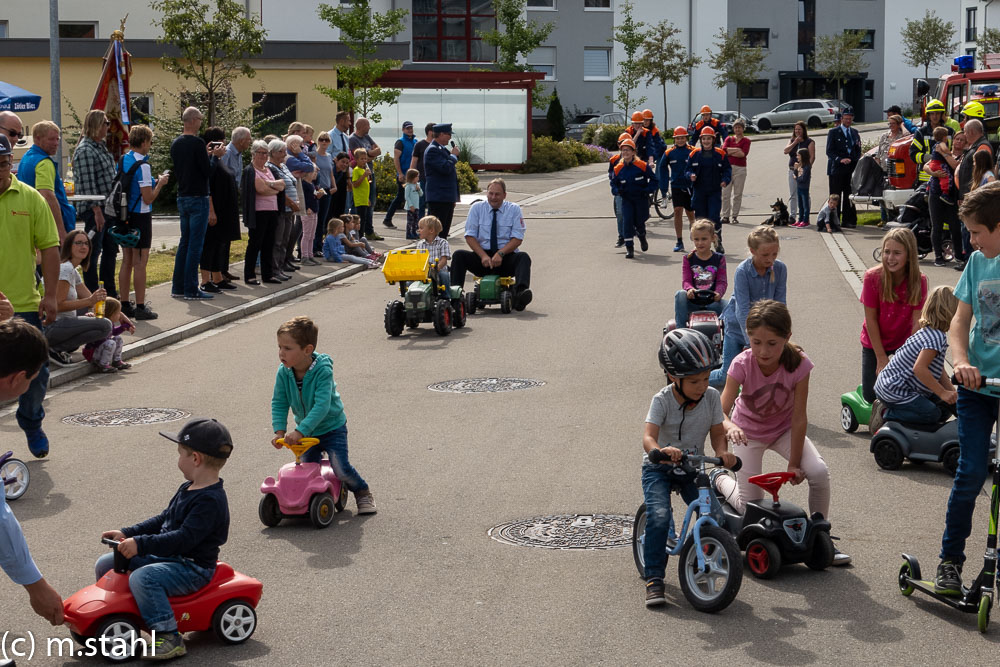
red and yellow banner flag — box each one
[91,26,132,159]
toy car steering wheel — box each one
[690,289,717,306]
[276,437,320,463]
[748,472,797,503]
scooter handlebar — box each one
[647,449,742,472]
[950,375,1000,389]
[101,537,122,548]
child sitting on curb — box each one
[82,297,134,373]
[322,219,377,269]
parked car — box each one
[751,99,840,131]
[687,110,756,135]
[566,112,626,141]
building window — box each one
[584,0,610,7]
[412,0,496,63]
[583,47,611,80]
[742,29,769,49]
[864,79,875,100]
[527,0,555,8]
[0,21,7,38]
[738,79,769,99]
[847,29,875,50]
[58,22,97,38]
[252,92,297,138]
[130,93,153,126]
[967,8,978,42]
[527,47,556,80]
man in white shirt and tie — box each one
[451,178,533,311]
[329,111,353,210]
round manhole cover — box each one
[488,514,633,550]
[62,408,191,427]
[428,378,545,394]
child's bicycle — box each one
[632,452,744,613]
[259,437,349,529]
[1,450,29,501]
[898,375,1000,632]
[382,248,467,336]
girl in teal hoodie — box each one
[271,316,376,514]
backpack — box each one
[103,155,145,223]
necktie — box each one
[490,208,499,254]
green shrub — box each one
[593,124,629,150]
[456,161,479,194]
[547,89,566,141]
[522,136,578,173]
[562,139,608,165]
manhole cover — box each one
[488,514,633,550]
[428,378,545,394]
[62,408,191,427]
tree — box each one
[478,0,554,110]
[150,0,267,127]
[976,28,1000,68]
[546,89,565,141]
[636,20,702,127]
[706,28,768,115]
[813,30,870,102]
[900,10,958,80]
[606,1,647,114]
[315,0,408,123]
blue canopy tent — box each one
[0,81,41,112]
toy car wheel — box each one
[1,457,29,501]
[335,483,349,512]
[678,525,743,613]
[840,404,859,433]
[499,290,513,314]
[979,594,992,633]
[95,615,141,662]
[384,301,405,337]
[464,290,477,315]
[432,299,453,336]
[631,504,660,578]
[213,599,258,644]
[805,532,835,570]
[309,492,336,528]
[452,297,467,329]
[872,437,904,470]
[898,560,917,596]
[746,538,782,579]
[942,446,961,475]
[258,493,282,527]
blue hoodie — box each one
[271,352,346,437]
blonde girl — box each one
[673,219,728,327]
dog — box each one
[763,198,790,227]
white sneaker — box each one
[833,548,852,566]
[356,493,377,515]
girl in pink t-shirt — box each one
[859,228,927,403]
[714,300,850,566]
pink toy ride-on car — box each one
[259,437,349,529]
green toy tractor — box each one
[382,249,467,337]
[465,275,517,315]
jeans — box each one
[172,196,210,297]
[883,395,943,424]
[709,325,746,389]
[383,180,405,223]
[940,387,998,563]
[641,463,725,580]
[300,424,369,493]
[796,186,810,223]
[433,268,452,293]
[44,316,112,353]
[673,290,726,328]
[95,553,214,633]
[14,312,48,432]
[81,209,119,296]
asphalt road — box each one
[2,126,995,666]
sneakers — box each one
[93,362,118,374]
[184,290,215,300]
[673,241,684,253]
[614,237,625,248]
[356,492,377,515]
[514,289,533,312]
[25,428,49,459]
[121,301,136,318]
[366,232,384,241]
[112,359,132,370]
[721,217,729,225]
[731,217,739,225]
[933,259,948,267]
[49,349,74,367]
[639,235,649,252]
[645,578,666,607]
[934,559,963,595]
[832,548,852,566]
[382,219,396,229]
[148,631,186,660]
[954,261,967,272]
[201,281,221,294]
[216,280,238,290]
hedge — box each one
[521,136,612,174]
[373,155,479,211]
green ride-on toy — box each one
[840,385,873,433]
[382,248,467,337]
[465,275,517,315]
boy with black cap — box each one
[97,417,233,660]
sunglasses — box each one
[318,138,331,143]
[0,126,23,140]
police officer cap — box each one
[432,123,453,134]
[0,134,11,156]
[841,106,854,116]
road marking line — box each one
[518,174,608,207]
[821,231,865,298]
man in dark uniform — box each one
[825,108,861,227]
[424,122,460,238]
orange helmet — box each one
[617,132,632,145]
[673,126,688,137]
[642,109,654,120]
[630,111,644,122]
[700,105,712,114]
[700,126,716,137]
[619,137,636,149]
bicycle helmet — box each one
[107,224,141,248]
[963,100,985,119]
[925,98,946,113]
[658,329,720,377]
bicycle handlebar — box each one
[648,449,742,472]
[950,375,1000,389]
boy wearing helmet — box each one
[610,132,636,248]
[641,328,738,607]
[658,127,696,252]
[685,128,732,253]
[689,105,726,148]
[626,112,651,162]
[641,109,666,163]
[610,138,657,258]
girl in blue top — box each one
[709,226,787,388]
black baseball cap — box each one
[160,417,233,458]
[0,135,11,156]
